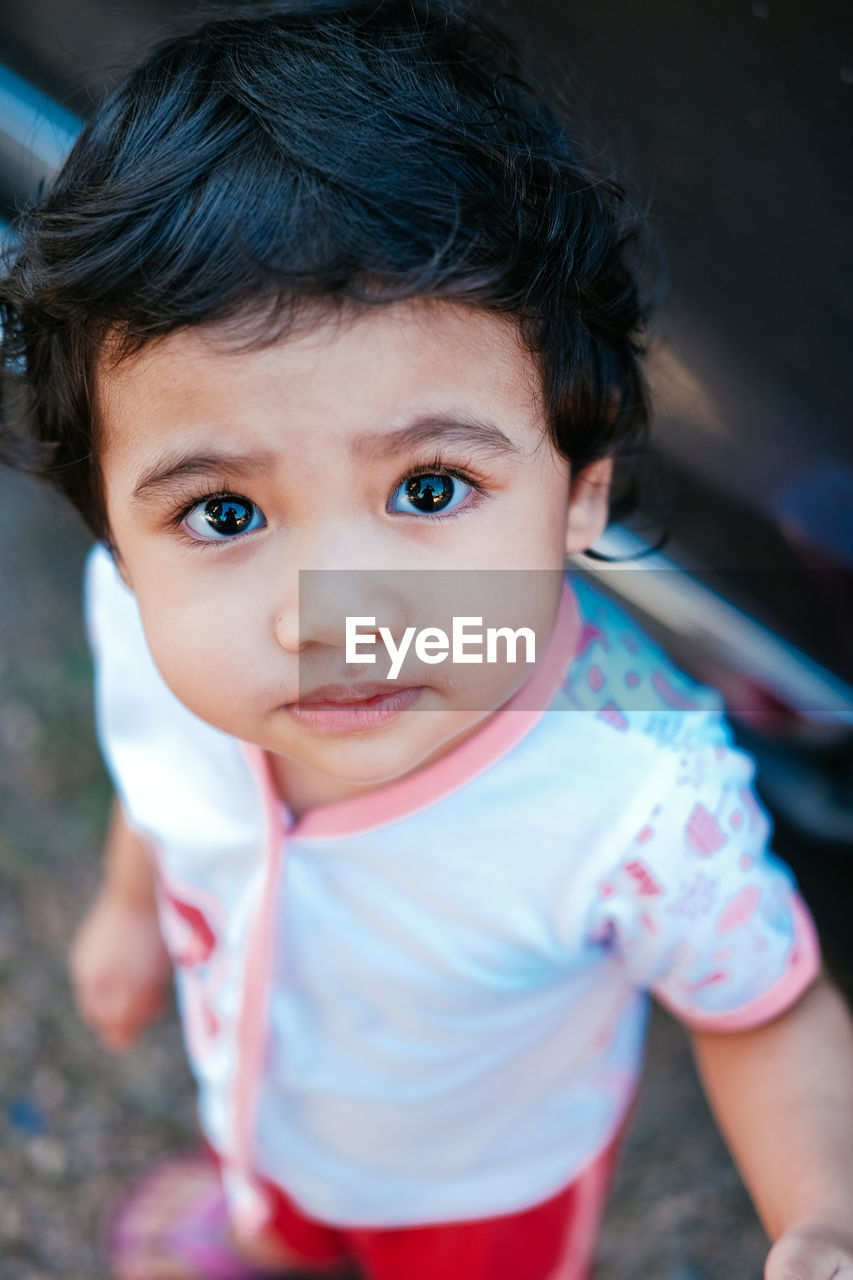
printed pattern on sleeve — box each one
[585,731,820,1029]
[563,573,729,741]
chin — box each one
[302,734,440,789]
[315,750,424,789]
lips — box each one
[296,681,410,705]
[285,681,424,732]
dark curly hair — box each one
[0,0,657,542]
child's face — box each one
[97,300,610,797]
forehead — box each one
[94,300,546,472]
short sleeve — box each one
[585,722,821,1031]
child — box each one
[3,3,853,1278]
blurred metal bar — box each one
[0,63,80,213]
[0,62,79,170]
[573,526,853,727]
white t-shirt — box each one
[85,544,820,1231]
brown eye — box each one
[183,496,265,540]
[390,473,470,516]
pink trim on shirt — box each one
[546,1142,613,1280]
[281,581,581,840]
[225,584,579,1219]
[544,1096,634,1280]
[228,743,288,1232]
[663,895,821,1032]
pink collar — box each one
[245,580,580,841]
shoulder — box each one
[559,570,729,752]
[558,577,780,900]
[507,574,746,875]
[533,570,750,849]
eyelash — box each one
[166,455,489,546]
[392,454,487,521]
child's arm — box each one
[69,796,172,1053]
[689,971,853,1278]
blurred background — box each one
[0,1,851,1276]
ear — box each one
[565,457,613,555]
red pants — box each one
[255,1133,623,1280]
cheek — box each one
[133,576,271,723]
[443,505,565,577]
[480,461,570,568]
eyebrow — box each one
[131,449,278,504]
[352,413,523,460]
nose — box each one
[274,598,301,653]
[272,533,410,655]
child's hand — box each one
[69,890,172,1053]
[766,1223,853,1279]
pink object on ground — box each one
[105,1150,341,1280]
[103,1135,622,1280]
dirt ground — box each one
[0,472,771,1280]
